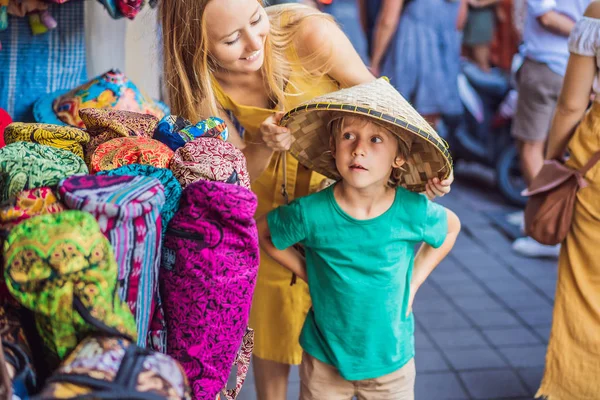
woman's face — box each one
[205,0,270,73]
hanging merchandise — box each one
[170,137,251,190]
[37,335,191,399]
[161,179,259,400]
[3,211,138,367]
[154,115,229,152]
[97,0,153,20]
[4,122,90,158]
[90,136,174,173]
[34,69,169,128]
[58,174,165,350]
[0,142,88,202]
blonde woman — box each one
[159,1,452,398]
[537,1,600,398]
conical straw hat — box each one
[280,78,453,192]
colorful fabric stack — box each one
[162,180,259,400]
[34,70,168,128]
[96,165,182,353]
[0,110,258,399]
[0,187,66,320]
[3,211,137,364]
[170,138,250,190]
[0,187,65,240]
[38,336,192,399]
[0,142,88,202]
[4,122,90,158]
[90,137,174,173]
[79,108,159,164]
[96,165,182,237]
[154,115,229,151]
[58,174,165,349]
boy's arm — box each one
[407,209,461,315]
[256,215,308,282]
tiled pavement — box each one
[234,171,558,400]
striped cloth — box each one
[58,174,166,349]
[0,1,86,122]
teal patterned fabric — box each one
[0,142,88,201]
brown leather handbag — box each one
[523,151,600,245]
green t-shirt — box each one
[267,184,448,380]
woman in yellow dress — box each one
[539,1,600,398]
[159,1,453,398]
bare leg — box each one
[253,355,291,400]
[471,44,491,73]
[517,139,546,185]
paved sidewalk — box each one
[234,173,557,400]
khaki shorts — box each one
[299,352,416,400]
[511,58,564,143]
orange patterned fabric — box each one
[90,137,174,174]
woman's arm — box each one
[370,0,404,75]
[295,12,376,87]
[545,2,600,160]
[545,54,596,160]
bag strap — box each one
[579,150,600,175]
[220,328,255,400]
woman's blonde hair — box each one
[159,0,335,123]
[328,115,413,188]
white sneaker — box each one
[512,237,560,258]
[506,210,524,227]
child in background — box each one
[257,79,461,399]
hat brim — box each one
[34,89,171,126]
[281,103,453,192]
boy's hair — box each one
[326,114,412,188]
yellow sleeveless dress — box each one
[213,14,339,364]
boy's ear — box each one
[393,157,405,169]
[329,135,336,158]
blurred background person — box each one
[360,0,466,128]
[464,0,501,72]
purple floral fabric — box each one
[161,180,258,399]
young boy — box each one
[257,78,461,399]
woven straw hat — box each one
[280,78,453,192]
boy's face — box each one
[331,117,405,191]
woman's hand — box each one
[260,112,292,152]
[424,170,454,200]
